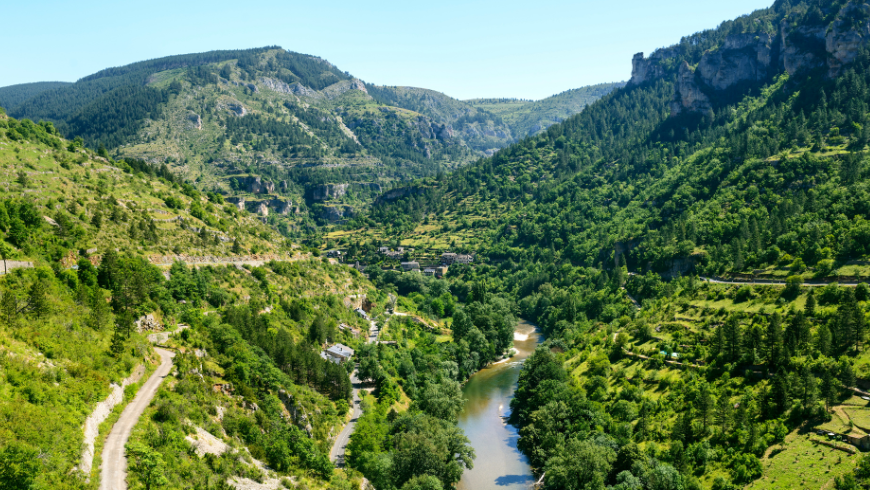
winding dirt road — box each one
[99,348,175,490]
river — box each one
[457,319,541,490]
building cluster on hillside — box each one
[320,343,355,364]
[379,246,407,260]
[440,252,473,265]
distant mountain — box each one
[0,81,72,112]
[368,83,624,155]
[466,82,626,138]
[1,47,616,227]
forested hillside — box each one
[466,81,626,138]
[332,1,870,488]
[0,81,71,112]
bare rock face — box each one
[437,124,454,140]
[255,203,269,217]
[319,205,355,222]
[188,113,202,130]
[827,2,870,77]
[268,199,292,215]
[629,48,680,86]
[226,197,245,211]
[227,103,247,117]
[309,183,349,201]
[670,61,712,116]
[279,180,288,192]
[781,19,827,75]
[698,33,772,90]
[291,83,318,97]
[235,176,274,194]
[349,79,368,94]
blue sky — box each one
[2,0,773,100]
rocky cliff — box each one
[698,33,773,90]
[670,62,712,117]
[308,183,383,201]
[233,176,275,194]
[632,1,870,117]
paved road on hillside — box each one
[329,370,362,467]
[99,348,175,490]
[330,318,379,467]
[698,276,861,287]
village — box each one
[325,247,475,279]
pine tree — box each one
[765,313,783,369]
[722,317,741,362]
[805,289,816,317]
[27,280,49,319]
[0,290,18,325]
[816,324,832,356]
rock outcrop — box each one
[780,19,827,75]
[827,2,870,77]
[227,196,292,215]
[319,205,355,222]
[308,183,382,201]
[227,103,247,117]
[670,62,712,116]
[234,176,274,194]
[698,33,773,90]
[188,113,202,130]
[226,197,245,211]
[323,79,369,99]
[258,77,319,97]
[629,48,681,86]
[310,183,349,201]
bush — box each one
[734,286,755,303]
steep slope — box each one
[334,1,870,489]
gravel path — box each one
[99,348,175,490]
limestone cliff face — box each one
[319,205,355,222]
[670,62,712,116]
[629,48,681,86]
[310,183,349,201]
[629,2,870,118]
[780,20,827,75]
[827,2,870,77]
[308,183,383,201]
[697,33,773,90]
[236,176,274,194]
